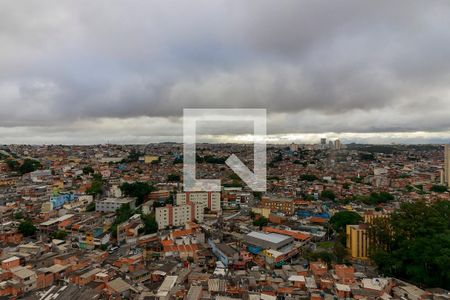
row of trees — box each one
[320,190,395,205]
[350,192,394,205]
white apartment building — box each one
[95,197,136,213]
[155,203,204,229]
[176,192,221,212]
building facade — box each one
[95,198,136,213]
[346,224,369,259]
[155,203,204,228]
[260,197,294,215]
[176,192,221,212]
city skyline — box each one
[1,1,450,295]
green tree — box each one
[86,202,95,212]
[52,230,68,240]
[369,201,450,288]
[86,173,103,196]
[83,166,95,175]
[123,150,142,163]
[300,174,318,181]
[330,211,362,232]
[114,204,134,224]
[351,192,394,205]
[141,214,158,234]
[320,189,336,201]
[6,159,19,171]
[304,250,334,266]
[253,216,268,229]
[18,221,37,237]
[333,238,348,263]
[430,185,448,193]
[359,152,375,161]
[19,159,42,174]
[120,182,155,206]
[14,212,24,220]
[110,204,135,239]
[167,174,181,182]
[0,152,8,160]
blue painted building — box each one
[50,193,76,210]
[208,239,239,267]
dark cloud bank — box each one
[1,0,450,144]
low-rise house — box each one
[10,266,37,293]
[106,277,137,298]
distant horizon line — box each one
[1,142,447,146]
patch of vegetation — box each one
[330,211,362,232]
[300,174,318,181]
[317,241,335,249]
[359,152,375,161]
[167,174,181,182]
[86,202,96,212]
[139,214,158,234]
[7,158,42,175]
[110,204,134,238]
[253,216,268,229]
[369,201,450,288]
[351,192,394,205]
[52,230,68,240]
[14,212,24,220]
[320,189,336,201]
[86,173,104,197]
[18,221,37,237]
[120,181,155,206]
[122,150,143,163]
[430,185,448,193]
[82,166,95,175]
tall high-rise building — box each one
[334,139,342,150]
[346,224,369,259]
[445,144,450,187]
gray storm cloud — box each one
[1,0,450,143]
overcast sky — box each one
[1,0,450,144]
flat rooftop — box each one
[101,197,135,204]
[247,231,291,244]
